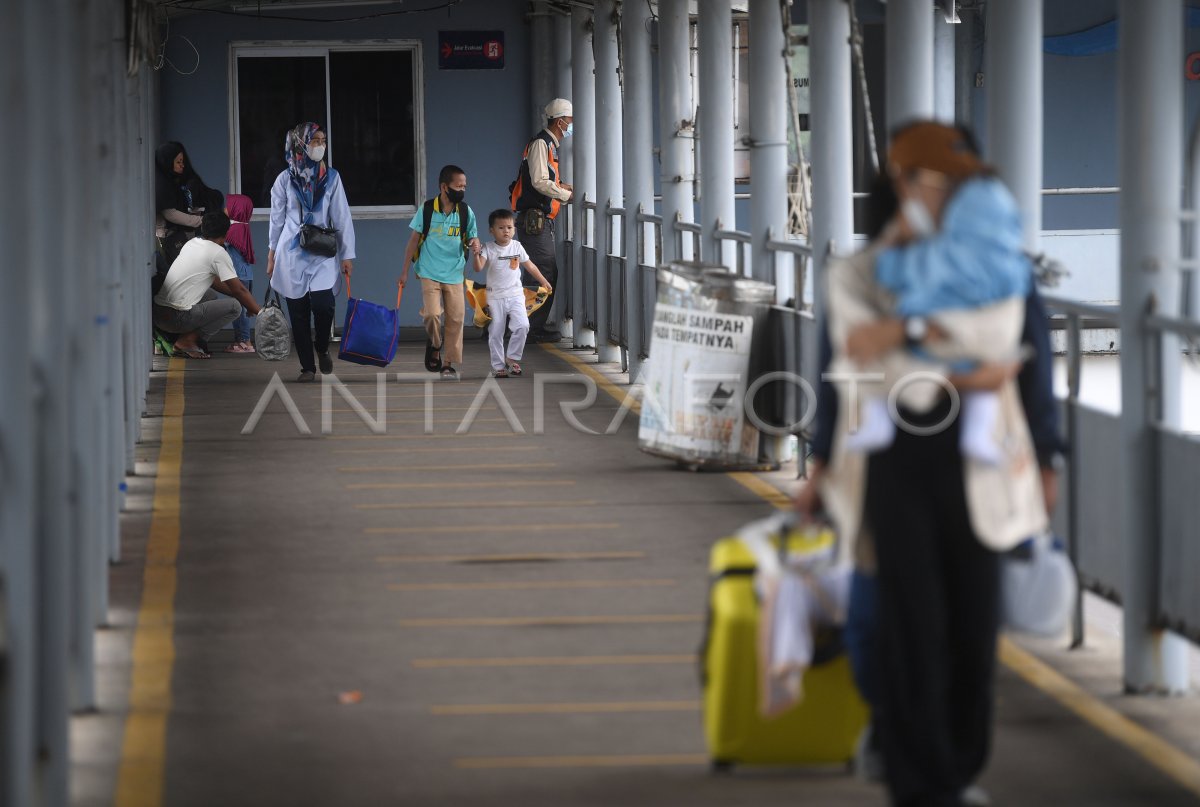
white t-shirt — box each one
[155,238,239,311]
[480,240,530,300]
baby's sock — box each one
[959,391,1004,465]
[843,397,896,453]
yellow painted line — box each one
[399,614,703,628]
[348,479,575,492]
[307,391,501,400]
[455,754,707,770]
[726,471,793,511]
[389,578,675,592]
[327,432,523,441]
[998,638,1200,798]
[327,416,513,425]
[335,445,536,455]
[431,700,700,716]
[318,406,499,414]
[376,550,644,564]
[366,522,619,535]
[540,343,641,415]
[361,499,597,512]
[338,462,557,473]
[115,357,186,807]
[326,432,523,444]
[411,654,695,669]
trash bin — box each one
[638,261,776,470]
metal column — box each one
[808,0,854,385]
[658,0,695,266]
[552,8,573,338]
[933,9,956,123]
[885,0,934,130]
[530,1,555,133]
[571,5,597,348]
[749,0,790,289]
[621,0,653,379]
[593,0,622,363]
[1117,0,1190,694]
[985,0,1042,252]
[698,0,736,268]
[2,2,36,803]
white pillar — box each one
[886,0,935,131]
[552,9,573,338]
[657,0,695,266]
[530,1,554,133]
[933,10,956,123]
[593,0,622,362]
[749,0,791,291]
[808,0,854,384]
[571,5,596,348]
[1117,0,1190,695]
[2,2,36,803]
[985,0,1042,251]
[698,0,736,268]
[621,0,653,379]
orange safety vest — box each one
[510,130,562,220]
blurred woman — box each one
[267,123,356,382]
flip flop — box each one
[424,339,443,373]
[506,361,523,376]
[492,368,509,378]
[174,345,211,359]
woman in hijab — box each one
[155,141,222,264]
[223,193,258,353]
[267,122,356,382]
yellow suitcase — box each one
[701,531,869,771]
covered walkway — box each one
[70,338,1200,806]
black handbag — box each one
[297,198,339,257]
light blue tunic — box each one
[876,177,1031,317]
[268,168,356,299]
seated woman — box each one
[155,141,223,265]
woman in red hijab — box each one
[223,193,258,352]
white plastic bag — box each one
[1002,533,1078,637]
[254,288,292,361]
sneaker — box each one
[853,726,885,784]
[297,370,316,383]
[318,351,333,374]
[961,785,991,806]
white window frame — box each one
[229,39,426,221]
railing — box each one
[1044,294,1200,647]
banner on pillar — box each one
[788,25,811,157]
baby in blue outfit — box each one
[845,174,1031,464]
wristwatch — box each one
[904,315,928,347]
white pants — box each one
[487,293,529,370]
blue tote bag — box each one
[338,278,401,368]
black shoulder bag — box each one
[297,190,339,258]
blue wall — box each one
[159,0,533,324]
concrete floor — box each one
[72,335,1200,807]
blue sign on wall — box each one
[438,31,505,70]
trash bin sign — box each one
[638,262,775,468]
[638,302,756,459]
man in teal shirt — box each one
[400,164,481,379]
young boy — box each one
[400,164,481,380]
[473,209,552,378]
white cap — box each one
[544,98,573,120]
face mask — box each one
[564,122,574,138]
[902,197,936,238]
[306,144,326,162]
[445,188,465,205]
